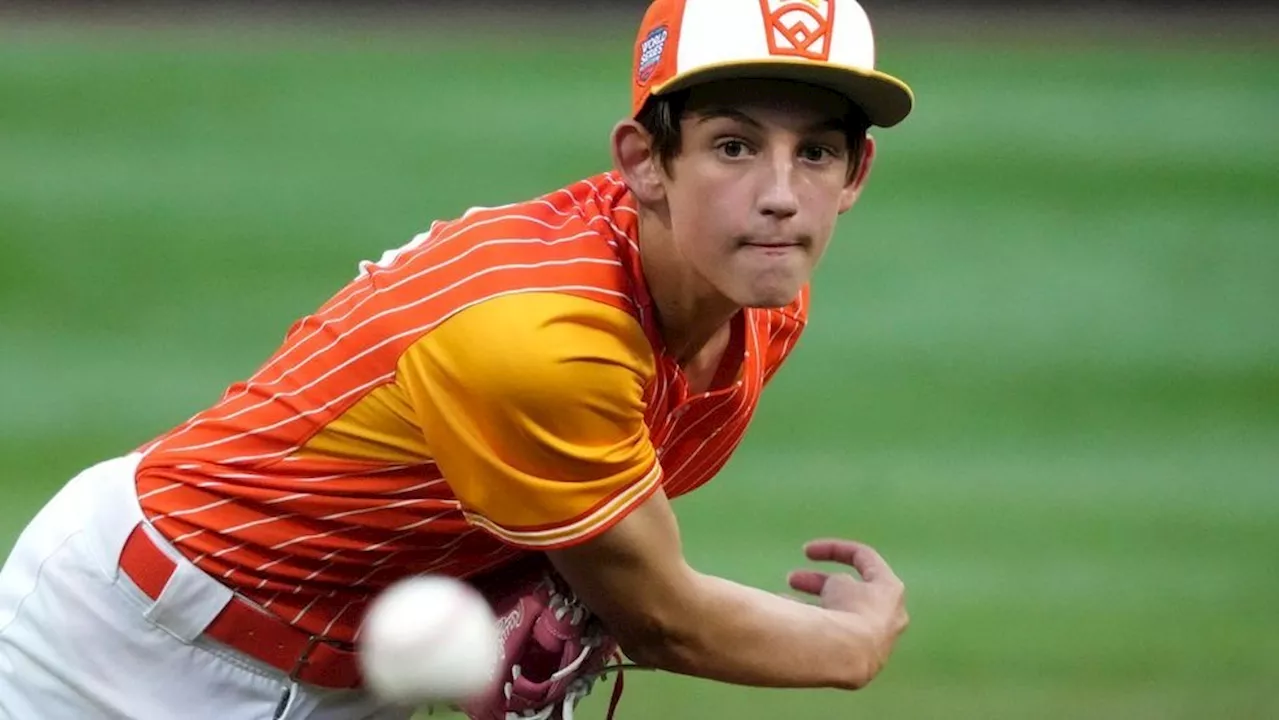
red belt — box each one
[119,525,363,689]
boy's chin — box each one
[735,283,804,309]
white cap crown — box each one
[677,0,876,75]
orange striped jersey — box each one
[134,172,810,644]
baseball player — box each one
[0,1,915,718]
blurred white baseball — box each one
[357,575,500,705]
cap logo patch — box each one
[637,25,669,84]
[759,0,835,62]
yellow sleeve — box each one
[398,292,662,550]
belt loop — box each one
[144,558,234,643]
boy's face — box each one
[660,78,872,308]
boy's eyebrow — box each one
[694,107,764,129]
[694,107,848,135]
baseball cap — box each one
[631,0,913,128]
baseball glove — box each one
[458,556,632,720]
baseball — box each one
[357,575,500,706]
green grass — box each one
[1,17,1276,720]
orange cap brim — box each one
[640,59,914,128]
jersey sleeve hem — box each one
[460,461,662,551]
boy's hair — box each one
[635,90,871,179]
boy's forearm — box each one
[621,571,871,690]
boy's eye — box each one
[718,140,750,158]
[801,145,836,162]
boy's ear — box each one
[611,119,668,205]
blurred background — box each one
[0,1,1275,718]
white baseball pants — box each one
[0,454,415,720]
